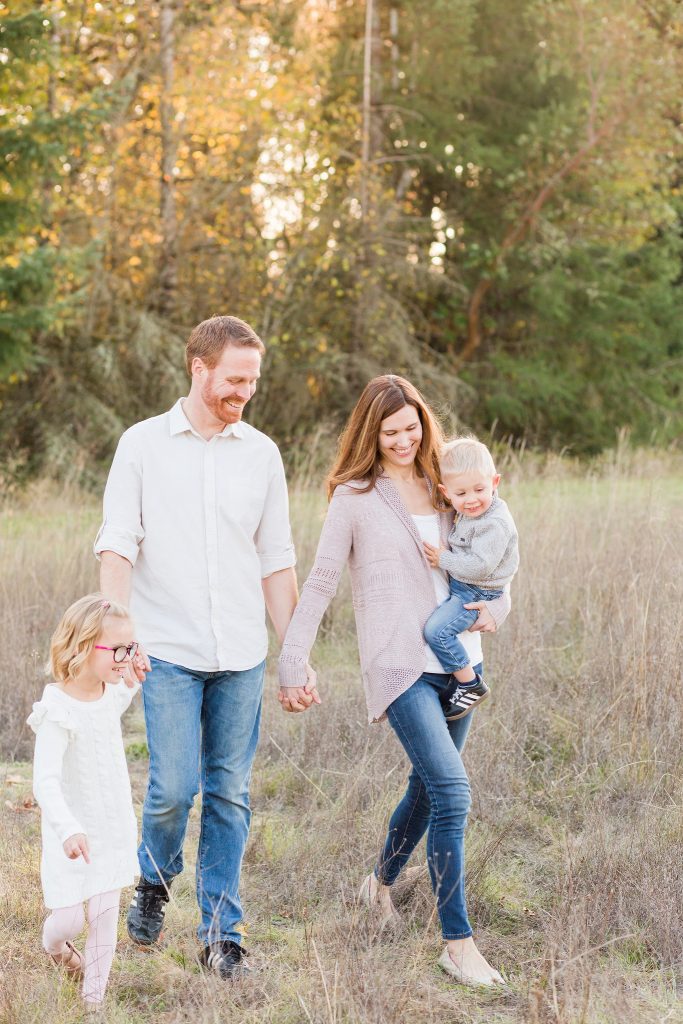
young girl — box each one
[28,593,142,1011]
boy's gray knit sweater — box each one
[439,493,519,589]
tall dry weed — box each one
[1,453,681,1022]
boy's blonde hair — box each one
[47,593,130,684]
[440,435,496,477]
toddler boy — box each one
[423,436,518,720]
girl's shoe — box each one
[50,940,84,980]
[358,872,402,931]
[437,946,505,987]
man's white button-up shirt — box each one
[94,399,296,672]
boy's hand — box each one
[423,541,444,569]
[63,833,90,863]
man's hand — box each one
[278,664,321,713]
[423,541,445,569]
[464,602,497,633]
[120,644,151,688]
[63,833,90,863]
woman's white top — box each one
[411,513,483,673]
[28,681,140,908]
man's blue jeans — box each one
[424,578,502,673]
[376,667,481,940]
[138,656,265,946]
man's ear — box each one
[191,357,206,378]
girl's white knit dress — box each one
[28,682,140,909]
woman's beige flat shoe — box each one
[358,872,402,931]
[437,947,505,988]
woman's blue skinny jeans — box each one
[376,667,481,940]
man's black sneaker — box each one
[199,940,251,979]
[127,879,170,946]
[442,675,490,721]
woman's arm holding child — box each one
[423,540,512,632]
[466,585,511,632]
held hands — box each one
[423,541,445,569]
[278,662,321,713]
[121,644,151,689]
[63,833,90,863]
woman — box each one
[278,375,509,987]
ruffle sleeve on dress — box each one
[30,700,85,844]
[27,700,76,736]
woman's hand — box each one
[63,833,90,863]
[465,601,497,633]
[278,664,321,713]
[423,541,444,569]
[278,685,321,712]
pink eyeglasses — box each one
[94,642,139,664]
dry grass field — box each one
[1,449,682,1024]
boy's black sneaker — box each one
[199,940,251,979]
[442,675,490,721]
[127,879,170,946]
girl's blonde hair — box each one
[326,374,446,507]
[440,435,496,477]
[47,593,130,684]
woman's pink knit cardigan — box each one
[278,476,511,723]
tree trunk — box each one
[355,0,383,364]
[389,7,399,89]
[158,0,178,317]
[40,5,61,241]
[360,0,375,226]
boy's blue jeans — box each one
[138,656,265,946]
[376,667,481,939]
[424,578,503,673]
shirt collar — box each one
[168,398,245,439]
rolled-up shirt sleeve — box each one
[255,449,296,578]
[93,430,145,566]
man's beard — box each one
[202,385,244,423]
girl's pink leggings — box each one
[42,889,121,1006]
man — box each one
[95,315,318,978]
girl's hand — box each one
[423,541,443,569]
[63,833,91,863]
[464,602,497,633]
[121,644,151,688]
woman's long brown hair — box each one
[326,375,446,507]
